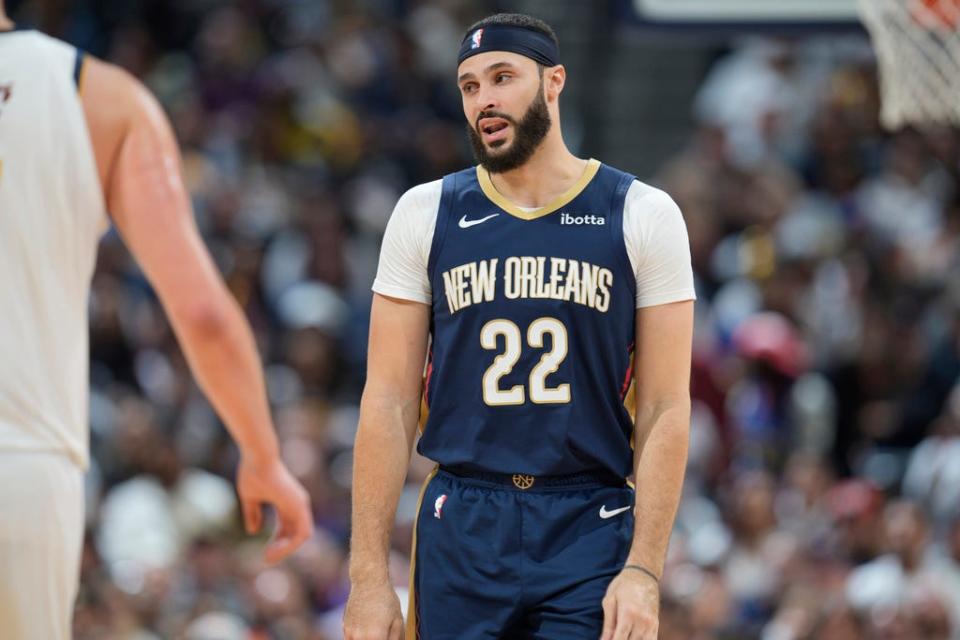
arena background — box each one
[7,0,960,638]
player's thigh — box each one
[524,485,635,640]
[524,573,612,640]
[411,472,523,639]
[0,451,84,640]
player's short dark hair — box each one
[465,13,559,49]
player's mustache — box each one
[475,110,516,132]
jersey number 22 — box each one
[480,317,570,406]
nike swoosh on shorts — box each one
[599,505,632,519]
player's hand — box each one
[600,566,660,640]
[343,580,404,640]
[236,455,313,564]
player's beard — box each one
[467,83,551,174]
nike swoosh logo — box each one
[458,213,499,228]
[599,505,631,519]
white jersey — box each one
[0,31,108,469]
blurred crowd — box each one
[658,38,960,639]
[12,0,960,638]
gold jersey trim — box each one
[405,466,439,640]
[475,158,601,221]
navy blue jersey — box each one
[419,159,638,478]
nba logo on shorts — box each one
[434,494,448,519]
[471,29,484,49]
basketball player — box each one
[0,12,313,640]
[345,13,694,640]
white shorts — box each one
[0,450,84,640]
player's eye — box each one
[495,73,511,84]
[461,82,478,94]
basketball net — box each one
[857,0,960,129]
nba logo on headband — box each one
[470,28,484,49]
[457,25,560,67]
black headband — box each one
[458,25,559,67]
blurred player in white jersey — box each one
[0,6,314,639]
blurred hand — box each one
[237,456,313,564]
[343,580,404,640]
[601,567,660,640]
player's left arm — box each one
[629,299,693,573]
[601,300,693,640]
[602,185,695,640]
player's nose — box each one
[472,84,498,113]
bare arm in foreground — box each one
[81,56,313,563]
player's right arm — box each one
[344,293,429,640]
[344,183,436,640]
[79,56,312,564]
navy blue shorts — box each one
[407,467,635,639]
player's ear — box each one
[544,64,565,102]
